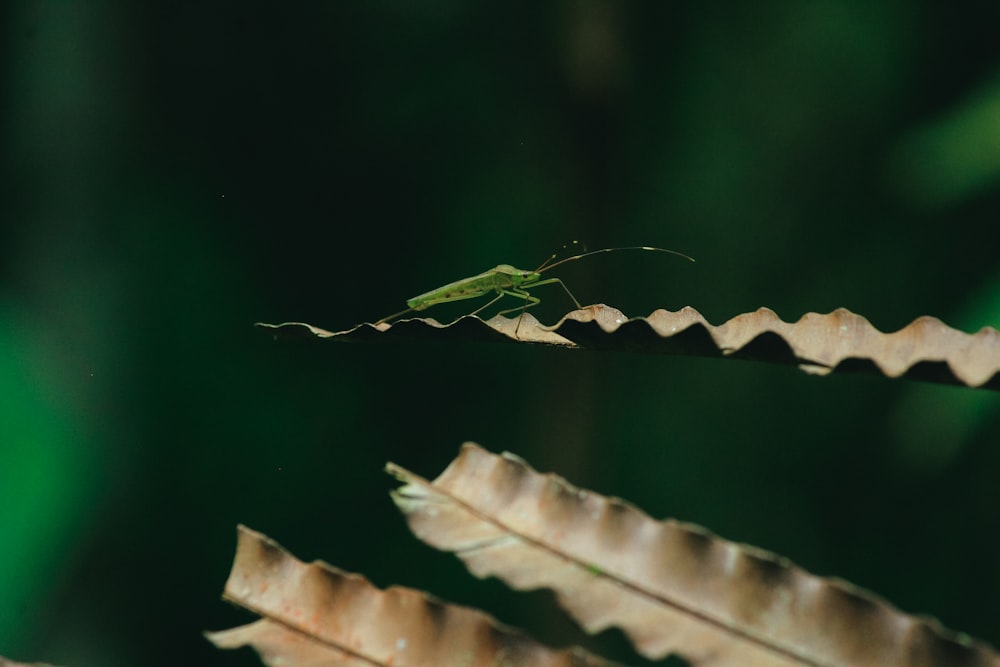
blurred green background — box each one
[2,2,999,665]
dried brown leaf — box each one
[207,525,622,667]
[256,305,1000,390]
[389,443,1000,667]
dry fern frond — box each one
[257,304,1000,390]
[207,525,621,667]
[389,443,1000,667]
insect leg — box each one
[490,288,540,338]
[467,292,507,317]
[494,289,540,317]
[375,307,415,325]
[523,277,582,309]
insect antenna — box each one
[537,245,695,274]
[534,240,586,272]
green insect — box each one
[376,243,694,326]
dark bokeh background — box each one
[2,3,999,665]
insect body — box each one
[376,245,694,325]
